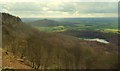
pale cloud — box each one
[0,1,118,18]
[0,0,119,2]
[42,7,49,11]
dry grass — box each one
[2,49,31,69]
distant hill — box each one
[28,19,79,27]
[28,19,61,27]
[2,13,118,69]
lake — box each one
[82,38,109,44]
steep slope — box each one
[2,13,118,69]
[2,48,31,69]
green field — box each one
[35,26,67,32]
[35,25,119,34]
[100,29,120,34]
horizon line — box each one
[21,17,118,18]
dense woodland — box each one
[2,13,119,70]
[60,30,119,47]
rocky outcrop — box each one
[1,13,22,27]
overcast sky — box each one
[0,0,118,18]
